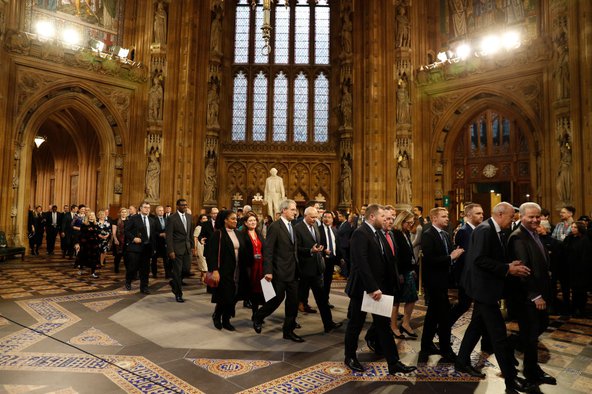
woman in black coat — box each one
[206,210,250,331]
[241,211,266,319]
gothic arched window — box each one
[230,0,331,144]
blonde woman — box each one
[75,211,101,278]
[392,210,419,338]
[97,210,111,268]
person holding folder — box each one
[343,204,416,375]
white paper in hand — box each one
[260,278,276,302]
[361,293,394,317]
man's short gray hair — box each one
[492,202,514,215]
[304,206,318,216]
[519,202,541,216]
[279,199,296,212]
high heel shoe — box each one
[393,330,406,339]
[399,324,418,338]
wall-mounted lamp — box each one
[34,135,47,148]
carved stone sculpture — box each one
[264,168,286,215]
[449,0,468,37]
[395,6,410,48]
[210,10,222,55]
[556,133,572,205]
[206,82,220,128]
[153,1,167,45]
[396,79,411,125]
[203,157,217,203]
[396,152,412,204]
[148,75,163,120]
[145,152,161,201]
[340,84,353,129]
[340,159,352,204]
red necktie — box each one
[384,231,395,255]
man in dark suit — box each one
[44,205,62,255]
[343,204,416,375]
[508,202,556,386]
[166,199,194,303]
[59,204,72,258]
[420,207,464,362]
[252,199,304,342]
[199,207,218,257]
[152,205,168,278]
[337,212,356,278]
[455,202,534,392]
[319,211,342,307]
[294,207,342,334]
[450,203,490,351]
[124,201,157,294]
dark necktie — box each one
[375,231,385,255]
[498,231,507,253]
[160,217,164,228]
[309,225,316,241]
[287,222,294,242]
[326,226,334,256]
[439,231,449,254]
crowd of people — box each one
[25,199,591,392]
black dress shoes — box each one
[222,321,236,331]
[344,357,365,372]
[324,321,343,333]
[212,313,222,330]
[295,322,302,329]
[505,377,535,393]
[303,305,317,313]
[388,361,417,375]
[328,303,335,309]
[283,331,305,342]
[440,351,457,363]
[253,319,262,334]
[125,282,131,291]
[454,361,486,378]
[140,288,150,294]
[175,295,185,303]
[533,372,556,385]
[399,324,418,338]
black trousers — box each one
[324,256,338,301]
[421,287,452,353]
[450,286,492,350]
[458,301,517,381]
[125,245,153,289]
[300,274,333,329]
[46,226,59,253]
[151,246,167,276]
[344,295,399,366]
[516,301,549,379]
[253,279,299,333]
[170,253,191,296]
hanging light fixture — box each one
[34,135,46,148]
[251,0,289,56]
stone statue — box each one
[449,0,468,37]
[396,79,411,124]
[504,0,524,24]
[206,82,220,128]
[203,158,217,203]
[396,152,412,204]
[148,75,163,120]
[153,1,167,45]
[554,42,569,99]
[264,168,286,215]
[210,10,222,55]
[340,84,353,129]
[340,159,352,204]
[556,133,572,205]
[395,6,410,48]
[145,151,161,201]
[340,3,353,56]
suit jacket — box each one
[154,215,167,254]
[345,222,397,298]
[319,223,341,261]
[337,220,355,260]
[421,225,453,290]
[44,211,62,231]
[508,225,551,302]
[452,223,474,286]
[166,212,194,256]
[61,212,74,234]
[263,219,299,282]
[199,219,216,256]
[294,221,325,277]
[392,229,414,274]
[463,218,510,305]
[124,214,157,253]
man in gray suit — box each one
[166,198,194,303]
[252,199,303,342]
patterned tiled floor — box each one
[0,254,591,393]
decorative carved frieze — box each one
[98,86,131,126]
[16,70,61,113]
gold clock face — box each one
[482,164,498,178]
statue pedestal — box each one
[395,203,412,213]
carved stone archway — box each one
[10,82,127,247]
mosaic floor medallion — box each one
[189,358,278,378]
[81,298,122,312]
[68,327,122,346]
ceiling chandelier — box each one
[251,0,289,55]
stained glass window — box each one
[232,71,248,141]
[273,72,288,142]
[252,72,268,141]
[314,73,329,142]
[230,0,331,144]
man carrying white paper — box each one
[343,204,417,375]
